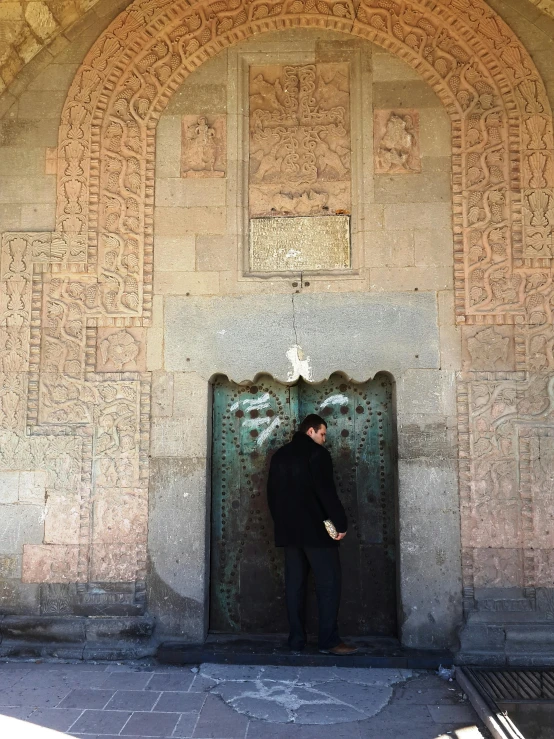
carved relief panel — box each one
[248,62,352,272]
[249,62,351,218]
[181,115,226,178]
[374,109,421,174]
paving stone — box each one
[294,702,365,724]
[401,672,448,689]
[428,704,478,723]
[190,675,218,692]
[26,707,83,731]
[46,664,108,673]
[212,673,395,724]
[259,666,299,682]
[173,712,200,738]
[121,711,180,736]
[319,680,392,716]
[200,665,262,682]
[395,686,463,704]
[100,673,154,690]
[153,691,206,712]
[211,680,259,702]
[246,719,362,738]
[0,685,72,708]
[375,702,433,723]
[105,690,160,711]
[72,736,137,739]
[70,709,132,735]
[232,697,290,722]
[59,689,115,709]
[357,721,453,739]
[0,706,32,719]
[17,670,107,691]
[357,714,438,734]
[433,723,484,737]
[0,665,486,739]
[193,695,249,738]
[0,670,28,691]
[146,672,195,692]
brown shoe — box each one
[319,642,359,656]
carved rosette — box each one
[0,0,552,602]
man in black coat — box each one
[267,413,358,655]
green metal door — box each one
[210,373,397,636]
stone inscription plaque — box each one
[249,216,350,272]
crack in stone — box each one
[291,289,299,347]
[202,667,412,725]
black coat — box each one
[267,432,348,547]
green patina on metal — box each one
[210,373,397,636]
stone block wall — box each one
[0,1,130,94]
[0,0,554,659]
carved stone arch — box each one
[55,0,553,329]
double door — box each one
[210,373,397,636]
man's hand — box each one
[336,532,347,541]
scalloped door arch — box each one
[55,0,553,326]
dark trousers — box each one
[284,546,341,650]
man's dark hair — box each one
[298,414,327,435]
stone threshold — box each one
[157,633,453,669]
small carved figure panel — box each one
[97,328,146,372]
[374,109,421,174]
[249,63,351,218]
[181,115,226,178]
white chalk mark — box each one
[257,417,281,446]
[230,393,271,412]
[319,393,349,409]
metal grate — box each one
[464,667,554,704]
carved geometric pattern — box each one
[0,0,553,596]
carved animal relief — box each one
[374,109,421,174]
[181,115,226,178]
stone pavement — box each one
[0,661,489,738]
